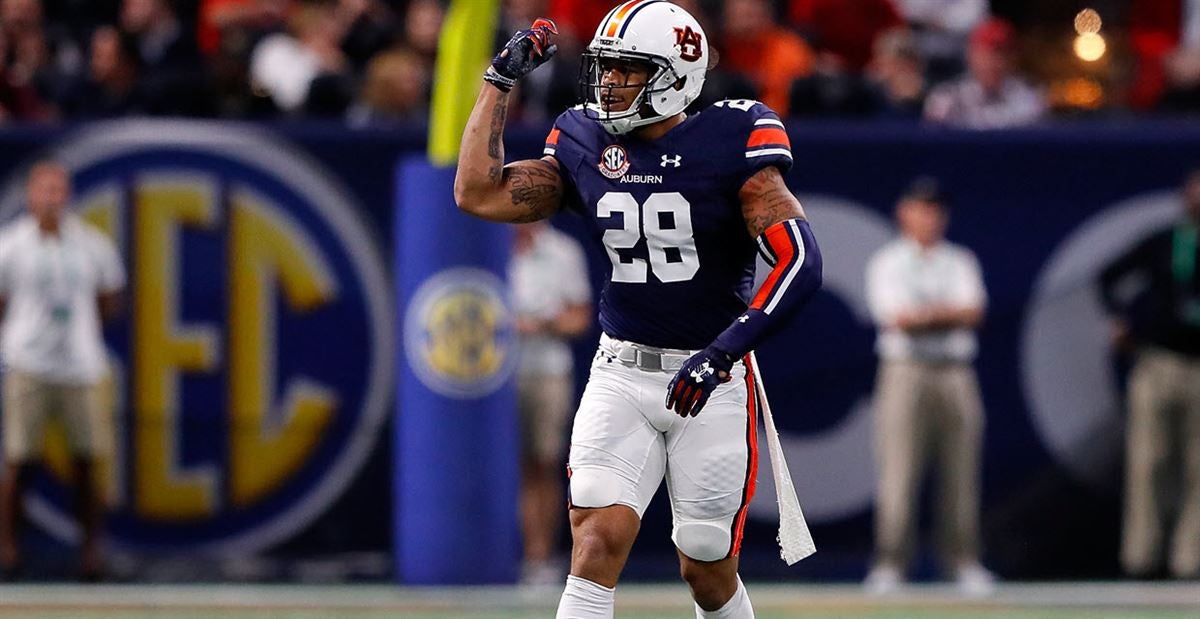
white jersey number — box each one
[714,99,758,112]
[597,192,699,283]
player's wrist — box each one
[483,67,517,93]
[702,344,737,373]
[712,309,768,362]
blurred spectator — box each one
[250,0,352,115]
[62,25,146,118]
[403,0,442,65]
[1100,168,1200,580]
[722,0,814,114]
[1162,48,1200,113]
[121,0,212,115]
[864,178,994,595]
[0,161,125,581]
[787,0,904,72]
[508,221,591,587]
[1,0,82,113]
[0,31,51,121]
[196,0,289,58]
[789,68,878,118]
[121,0,200,73]
[864,27,927,119]
[340,0,403,70]
[923,17,1045,129]
[893,0,986,82]
[1128,0,1200,111]
[345,48,428,126]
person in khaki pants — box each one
[0,161,124,580]
[863,178,994,595]
[1100,169,1200,579]
[509,221,592,586]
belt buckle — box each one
[635,350,662,371]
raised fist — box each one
[484,18,559,92]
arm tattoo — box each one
[741,167,804,238]
[487,95,507,160]
[506,162,561,222]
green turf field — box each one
[0,583,1196,618]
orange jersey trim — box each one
[747,127,791,149]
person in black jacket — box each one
[1100,168,1200,580]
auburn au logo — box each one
[0,121,393,553]
[674,26,703,62]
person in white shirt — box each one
[509,221,592,586]
[0,160,124,580]
[863,178,994,595]
[249,0,351,114]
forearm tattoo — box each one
[487,95,507,160]
[741,167,804,238]
[485,95,508,188]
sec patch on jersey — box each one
[599,144,631,179]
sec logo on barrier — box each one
[403,268,516,399]
[0,121,393,553]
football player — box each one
[454,2,822,617]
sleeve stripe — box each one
[750,222,799,311]
[756,236,777,266]
[750,220,806,314]
[745,148,793,159]
[747,127,790,148]
[754,118,785,128]
[763,220,807,315]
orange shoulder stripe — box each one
[747,127,791,149]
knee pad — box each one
[568,468,623,509]
[673,521,732,562]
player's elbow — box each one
[452,176,489,217]
[793,258,822,306]
[452,174,474,210]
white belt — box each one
[599,333,696,372]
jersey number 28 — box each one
[597,192,698,283]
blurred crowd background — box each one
[2,0,1200,128]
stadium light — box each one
[1074,33,1106,62]
[1074,8,1102,35]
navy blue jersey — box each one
[545,100,793,349]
